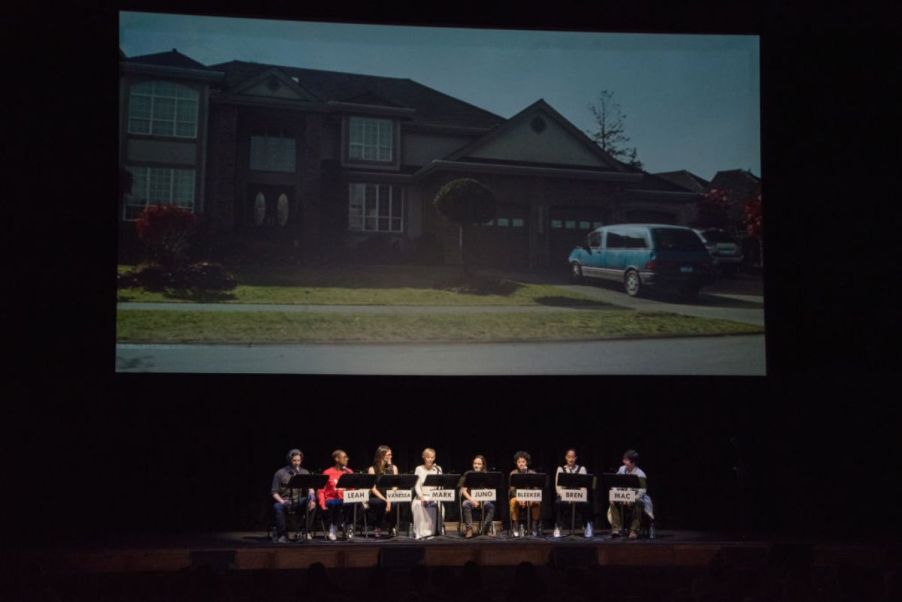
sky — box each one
[119,12,760,181]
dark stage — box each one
[19,530,902,574]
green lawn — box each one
[117,309,764,344]
[117,264,607,307]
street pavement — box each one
[116,334,765,375]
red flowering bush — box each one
[135,205,198,268]
[693,188,730,229]
[744,193,762,240]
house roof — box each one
[444,98,627,172]
[209,60,504,130]
[710,169,761,199]
[124,49,214,71]
[652,170,710,192]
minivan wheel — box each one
[624,270,641,297]
[570,262,584,283]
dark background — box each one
[6,2,898,545]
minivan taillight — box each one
[644,260,657,271]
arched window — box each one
[128,81,199,138]
[254,192,266,226]
[277,194,290,226]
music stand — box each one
[509,473,547,538]
[556,472,596,538]
[336,473,377,539]
[423,473,460,537]
[376,474,419,538]
[461,471,503,535]
[601,473,645,537]
[285,474,329,542]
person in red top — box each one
[319,449,353,541]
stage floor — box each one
[17,530,902,574]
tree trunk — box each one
[459,224,469,275]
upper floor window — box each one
[128,81,199,138]
[250,129,296,173]
[123,165,195,221]
[348,117,394,162]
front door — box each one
[243,185,297,240]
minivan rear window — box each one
[653,228,707,251]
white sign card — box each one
[608,488,639,503]
[471,489,496,501]
[429,489,455,502]
[344,489,369,503]
[387,490,413,503]
[561,489,588,503]
[516,489,543,502]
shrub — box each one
[170,262,237,291]
[116,270,139,289]
[432,273,518,296]
[135,205,198,268]
[132,263,172,292]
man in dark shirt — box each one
[271,448,316,543]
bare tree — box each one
[586,90,642,169]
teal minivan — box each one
[568,224,716,298]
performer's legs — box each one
[628,504,642,535]
[481,502,495,534]
[462,500,474,528]
[368,498,387,532]
[509,498,521,532]
[609,503,622,533]
[273,502,289,538]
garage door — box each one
[468,204,530,268]
[624,209,678,224]
[549,207,609,268]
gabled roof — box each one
[227,67,319,102]
[444,98,627,172]
[710,169,761,198]
[209,60,504,130]
[125,49,213,71]
[653,170,710,192]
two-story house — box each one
[119,49,700,268]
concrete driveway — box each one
[495,269,765,327]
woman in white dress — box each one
[411,448,442,539]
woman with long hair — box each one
[366,445,399,537]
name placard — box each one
[561,489,588,503]
[516,489,543,502]
[609,488,641,504]
[387,490,412,503]
[471,489,496,502]
[344,489,369,504]
[429,489,456,502]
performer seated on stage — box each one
[318,449,353,541]
[461,454,495,538]
[367,445,399,537]
[508,451,541,537]
[412,447,442,540]
[554,448,594,538]
[271,448,316,543]
[608,449,654,539]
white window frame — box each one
[127,81,199,139]
[347,183,404,233]
[249,129,296,173]
[347,117,394,163]
[123,166,196,221]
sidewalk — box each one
[117,302,608,314]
